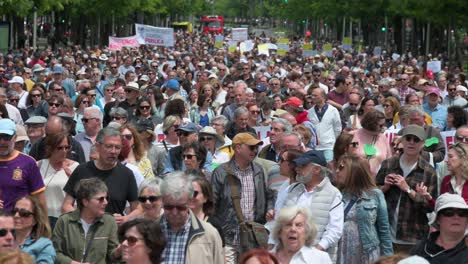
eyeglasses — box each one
[0,134,14,141]
[57,145,71,151]
[48,103,61,108]
[455,135,468,143]
[121,134,133,141]
[349,142,359,148]
[125,89,133,93]
[183,154,196,160]
[439,208,468,218]
[163,204,188,211]
[246,145,259,151]
[12,208,34,218]
[53,88,63,92]
[8,99,18,103]
[404,135,422,143]
[250,110,260,114]
[93,195,109,203]
[138,196,161,203]
[383,104,391,108]
[82,118,98,123]
[31,94,42,98]
[121,235,143,246]
[0,228,15,238]
[112,116,125,121]
[139,105,151,110]
[88,94,96,97]
[199,136,214,142]
[328,79,335,82]
[177,131,191,137]
[81,101,90,105]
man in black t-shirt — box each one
[61,127,138,219]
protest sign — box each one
[427,61,441,73]
[323,43,333,57]
[232,28,248,41]
[228,41,238,53]
[135,24,174,47]
[214,35,224,48]
[258,44,269,56]
[342,37,352,50]
[277,38,289,56]
[108,36,140,51]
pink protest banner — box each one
[109,36,140,51]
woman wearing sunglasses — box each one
[13,195,56,263]
[119,124,155,179]
[72,94,89,134]
[334,155,393,264]
[25,86,46,118]
[37,133,79,228]
[134,97,161,125]
[113,218,165,264]
[410,193,468,263]
[52,178,118,264]
[137,178,163,220]
[182,142,209,178]
[189,93,215,128]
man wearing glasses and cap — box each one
[0,119,46,214]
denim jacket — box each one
[348,189,393,256]
[20,236,56,264]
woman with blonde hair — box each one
[13,195,56,263]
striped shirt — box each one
[161,215,191,264]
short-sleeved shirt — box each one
[63,161,138,215]
[0,150,45,212]
[327,90,349,106]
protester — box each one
[136,178,163,220]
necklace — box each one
[424,243,448,258]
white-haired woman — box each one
[271,206,332,264]
[137,178,163,220]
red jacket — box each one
[440,175,468,204]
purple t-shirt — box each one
[0,151,45,212]
[327,90,349,106]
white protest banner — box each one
[232,28,248,41]
[240,40,254,53]
[373,46,382,56]
[392,53,401,61]
[135,24,174,47]
[108,36,140,51]
[427,61,441,73]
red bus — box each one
[201,15,224,34]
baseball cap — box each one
[456,85,467,93]
[175,122,199,134]
[293,150,327,167]
[400,125,426,141]
[25,116,47,125]
[140,75,150,82]
[429,193,468,225]
[255,84,267,93]
[281,97,303,108]
[164,79,180,91]
[8,76,24,84]
[0,119,17,135]
[425,87,440,97]
[52,65,64,74]
[126,82,140,91]
[232,133,262,146]
[15,125,29,142]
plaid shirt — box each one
[375,156,438,243]
[235,163,256,222]
[397,86,416,105]
[161,215,191,264]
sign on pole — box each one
[108,36,140,51]
[135,24,174,47]
[232,28,248,41]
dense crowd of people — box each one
[0,30,467,263]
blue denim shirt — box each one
[423,102,448,131]
[348,189,393,256]
[20,236,56,264]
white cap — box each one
[456,85,467,93]
[429,193,468,225]
[8,76,24,84]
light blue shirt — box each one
[20,236,56,264]
[422,102,447,130]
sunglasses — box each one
[247,145,259,151]
[31,94,42,98]
[0,228,15,238]
[105,89,114,92]
[48,103,61,108]
[439,208,468,218]
[163,204,188,211]
[177,131,191,137]
[250,110,260,114]
[0,134,14,141]
[349,142,359,148]
[53,88,63,92]
[12,208,34,218]
[121,134,133,141]
[81,101,90,105]
[125,89,133,93]
[94,195,110,203]
[57,145,71,151]
[455,135,468,143]
[183,154,196,160]
[112,116,124,121]
[82,118,98,123]
[138,196,161,203]
[8,99,18,103]
[139,106,151,110]
[88,94,96,97]
[383,104,391,108]
[199,136,214,142]
[404,135,421,143]
[121,235,143,246]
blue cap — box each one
[0,119,17,135]
[175,122,199,133]
[255,84,267,92]
[164,79,180,91]
[293,150,327,167]
[52,65,64,74]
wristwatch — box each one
[406,188,412,194]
